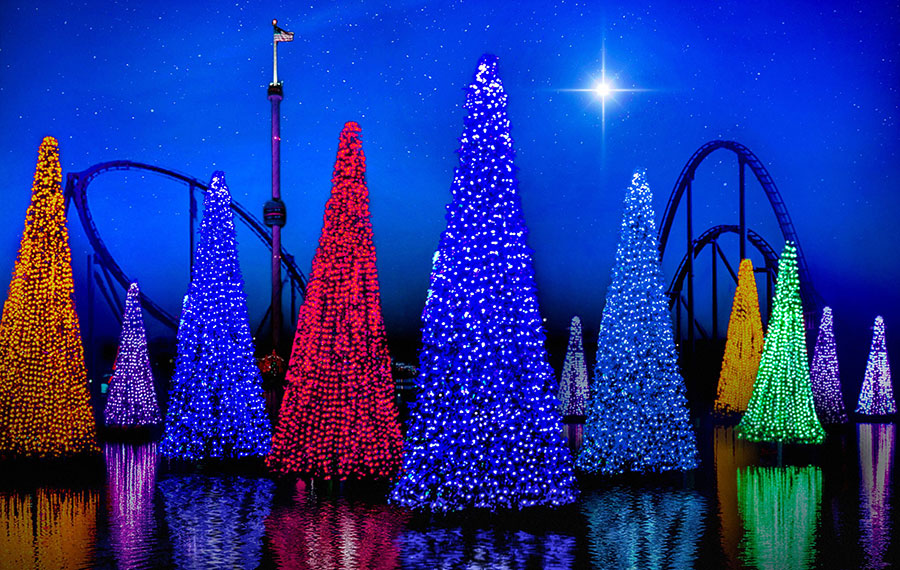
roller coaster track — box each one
[658,140,821,347]
[64,160,307,331]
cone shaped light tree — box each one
[809,307,848,424]
[714,258,765,416]
[736,241,825,444]
[160,172,271,461]
[576,170,698,475]
[0,136,98,458]
[390,54,577,511]
[855,316,896,416]
[267,122,403,480]
[104,282,162,427]
[559,316,590,417]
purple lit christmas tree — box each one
[856,316,896,416]
[577,171,698,475]
[809,307,848,424]
[160,172,271,461]
[390,54,577,512]
[104,282,162,427]
[559,316,589,417]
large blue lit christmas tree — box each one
[390,54,577,512]
[577,171,698,475]
[160,172,271,461]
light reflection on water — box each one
[582,485,705,569]
[0,486,100,569]
[737,465,823,570]
[105,443,158,570]
[266,480,408,570]
[159,472,274,569]
[858,423,895,570]
[401,523,577,569]
[0,425,897,569]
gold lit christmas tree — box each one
[714,258,765,416]
[0,137,98,458]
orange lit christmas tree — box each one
[0,137,98,458]
[714,258,765,416]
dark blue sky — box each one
[1,1,898,390]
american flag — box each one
[274,22,294,43]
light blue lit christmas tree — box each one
[160,172,271,461]
[390,54,577,511]
[577,171,698,475]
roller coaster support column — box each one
[686,178,695,356]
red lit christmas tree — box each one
[267,122,403,479]
[0,137,98,457]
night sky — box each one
[1,1,898,396]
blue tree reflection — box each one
[582,486,705,569]
[737,466,822,570]
[105,443,158,569]
[158,474,273,569]
[858,423,895,569]
[401,523,576,569]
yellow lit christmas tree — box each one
[714,258,765,416]
[0,137,98,458]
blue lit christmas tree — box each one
[160,172,271,461]
[390,54,577,511]
[577,171,698,475]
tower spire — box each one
[265,19,293,350]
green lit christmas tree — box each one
[736,242,825,445]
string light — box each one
[390,54,578,512]
[267,122,403,480]
[714,258,764,416]
[737,466,822,570]
[558,316,590,417]
[855,316,896,416]
[160,171,272,461]
[577,170,698,475]
[810,307,849,424]
[736,242,825,444]
[0,136,98,458]
[104,282,162,427]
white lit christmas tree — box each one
[856,316,896,416]
[558,316,589,417]
[809,307,848,424]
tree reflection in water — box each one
[0,487,100,569]
[158,473,273,569]
[401,523,576,569]
[105,443,158,570]
[858,423,895,570]
[266,480,408,570]
[737,465,822,570]
[582,485,705,569]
